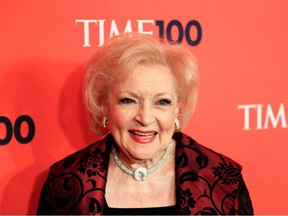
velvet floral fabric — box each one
[174,133,253,215]
[37,132,253,215]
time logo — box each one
[0,115,35,145]
[75,19,202,47]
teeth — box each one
[131,131,156,137]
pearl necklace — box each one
[111,142,173,181]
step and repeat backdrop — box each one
[1,0,288,214]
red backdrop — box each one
[1,0,288,214]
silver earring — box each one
[175,118,180,130]
[102,116,109,128]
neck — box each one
[111,142,174,181]
[117,150,165,170]
[115,141,175,170]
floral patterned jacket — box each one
[37,132,253,215]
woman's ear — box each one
[175,106,179,116]
[101,99,110,123]
[175,101,182,117]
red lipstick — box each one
[128,129,157,144]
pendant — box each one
[133,167,148,181]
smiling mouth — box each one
[129,130,157,138]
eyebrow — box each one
[119,91,174,97]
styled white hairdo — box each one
[83,32,199,135]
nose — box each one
[134,103,155,126]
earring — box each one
[102,116,109,128]
[175,118,180,130]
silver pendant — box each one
[133,167,148,181]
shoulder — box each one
[38,134,113,214]
[48,134,112,178]
[174,132,243,196]
[174,132,242,172]
[174,132,252,214]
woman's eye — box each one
[119,98,135,104]
[156,99,172,106]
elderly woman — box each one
[37,33,253,215]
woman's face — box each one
[105,63,179,164]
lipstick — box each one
[128,129,157,144]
